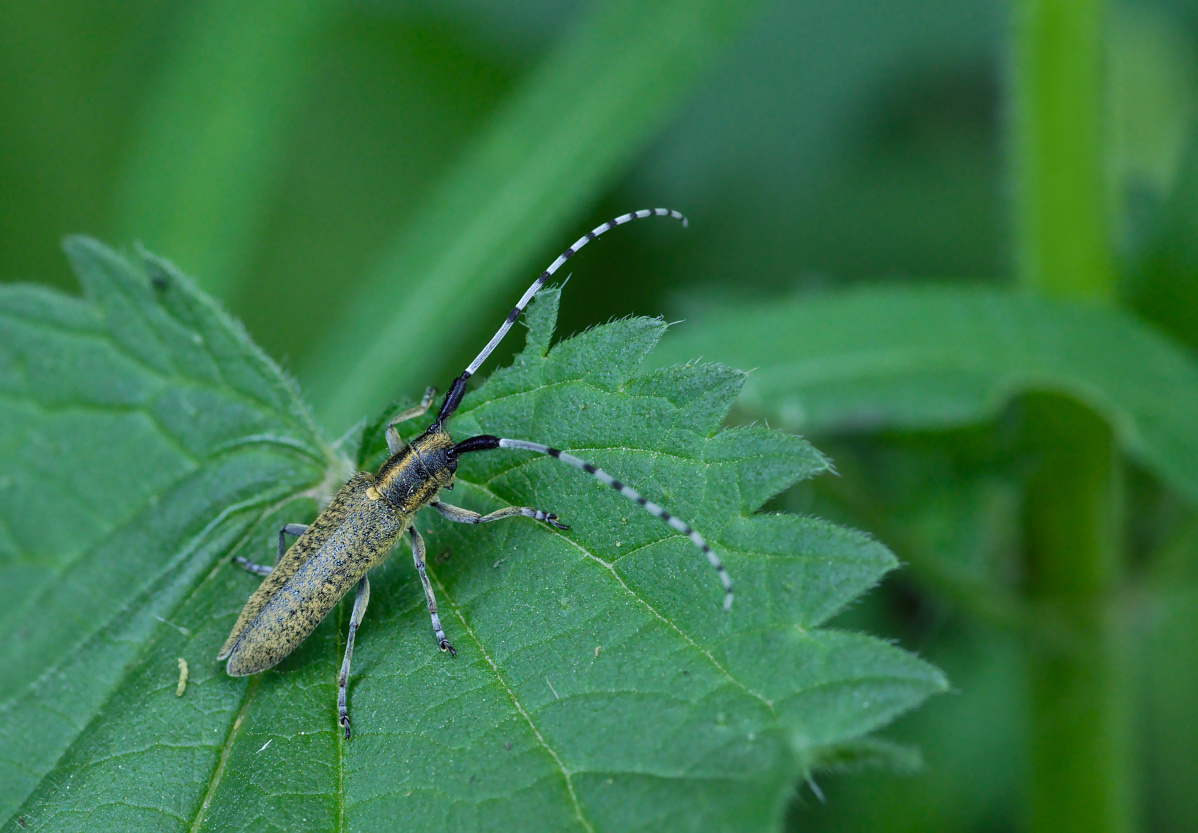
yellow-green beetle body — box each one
[219,428,456,676]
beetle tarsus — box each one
[340,714,351,739]
[440,639,457,657]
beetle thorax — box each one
[372,427,457,511]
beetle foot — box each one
[440,638,457,657]
[340,714,351,739]
[545,513,570,530]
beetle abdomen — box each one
[220,473,408,675]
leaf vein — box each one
[466,481,778,716]
[430,568,595,833]
[188,676,259,833]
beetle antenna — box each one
[453,434,732,611]
[433,208,687,425]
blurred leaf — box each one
[0,3,167,290]
[654,285,1198,503]
[113,0,334,296]
[230,13,521,375]
[618,0,1006,301]
[1127,139,1198,350]
[302,0,766,430]
[1109,3,1197,218]
[793,618,1025,833]
[1,247,944,831]
[807,430,1028,636]
[805,736,923,776]
[1142,553,1198,830]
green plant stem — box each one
[1012,0,1112,300]
[1011,1,1132,832]
[1021,395,1129,833]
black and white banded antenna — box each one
[441,208,735,611]
[433,208,687,425]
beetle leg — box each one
[233,557,272,577]
[431,500,569,530]
[276,523,308,563]
[338,574,371,739]
[234,523,308,576]
[410,526,455,656]
[385,386,437,454]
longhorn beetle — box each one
[218,209,732,737]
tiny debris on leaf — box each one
[175,658,188,696]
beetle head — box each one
[416,425,458,489]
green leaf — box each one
[806,736,924,776]
[0,239,334,824]
[1,246,944,831]
[654,284,1198,503]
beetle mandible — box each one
[217,209,732,737]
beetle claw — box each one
[546,513,570,530]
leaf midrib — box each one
[188,677,261,833]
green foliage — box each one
[9,1,1198,830]
[0,242,944,831]
[655,285,1198,503]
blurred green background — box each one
[3,1,1197,831]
